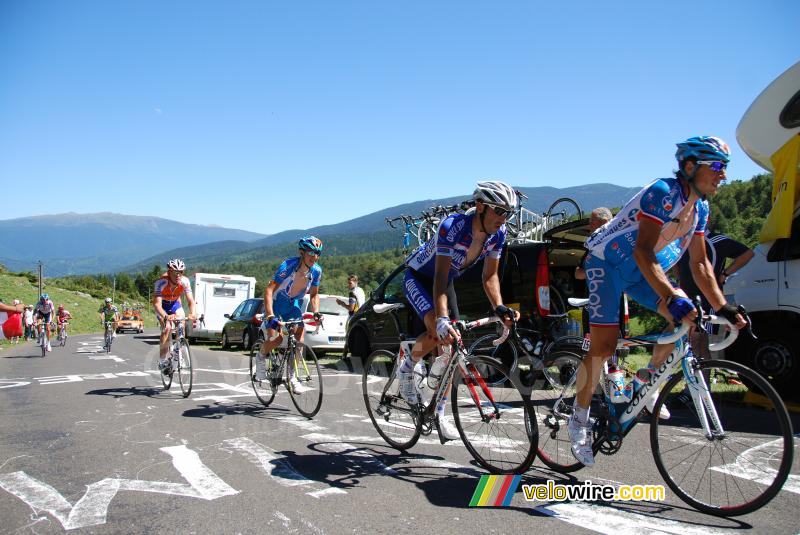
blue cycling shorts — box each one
[583,254,663,327]
[162,300,182,314]
[273,297,302,322]
[403,269,434,320]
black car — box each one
[221,298,265,350]
[344,226,592,359]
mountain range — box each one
[0,184,640,276]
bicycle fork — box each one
[457,355,500,422]
[682,356,725,439]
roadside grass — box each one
[0,272,157,348]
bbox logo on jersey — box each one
[585,266,605,319]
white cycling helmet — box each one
[473,180,518,210]
[167,258,186,271]
[105,297,112,303]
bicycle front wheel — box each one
[452,355,538,474]
[529,350,585,473]
[651,359,794,516]
[250,348,277,407]
[287,342,323,418]
[362,349,421,451]
[178,339,193,398]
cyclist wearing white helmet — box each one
[34,293,55,351]
[567,136,747,467]
[98,297,120,342]
[400,180,521,441]
[153,258,196,373]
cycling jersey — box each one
[34,300,54,319]
[57,311,71,324]
[585,177,709,272]
[98,305,119,322]
[405,212,506,283]
[272,257,322,302]
[154,275,193,314]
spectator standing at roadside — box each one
[23,305,33,340]
[575,207,613,280]
[677,231,754,311]
[336,274,365,316]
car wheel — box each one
[242,331,251,351]
[348,328,370,359]
[750,328,799,401]
[221,331,231,350]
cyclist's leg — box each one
[403,270,439,360]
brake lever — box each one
[736,305,757,341]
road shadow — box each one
[85,386,166,399]
[3,353,45,359]
[182,401,290,419]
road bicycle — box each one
[160,318,194,398]
[56,322,68,347]
[35,321,48,357]
[103,321,114,353]
[250,318,324,418]
[362,303,538,474]
[386,215,422,253]
[538,299,793,516]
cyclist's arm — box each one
[263,280,278,319]
[433,255,453,319]
[722,248,755,279]
[152,296,168,320]
[632,218,677,301]
[308,286,320,314]
[185,291,196,319]
[686,236,726,311]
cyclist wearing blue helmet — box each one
[34,293,55,351]
[255,236,324,392]
[568,136,747,467]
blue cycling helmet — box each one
[298,236,323,254]
[40,293,49,301]
[675,136,731,165]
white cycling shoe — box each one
[645,389,671,420]
[567,414,595,466]
[254,353,267,381]
[289,376,311,393]
[437,414,460,441]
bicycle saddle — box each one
[373,303,405,314]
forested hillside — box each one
[706,173,773,247]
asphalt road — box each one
[1,331,798,534]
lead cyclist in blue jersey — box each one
[568,136,747,466]
[399,180,521,440]
[255,236,324,392]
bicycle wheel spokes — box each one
[250,349,277,407]
[160,358,173,390]
[651,359,794,516]
[452,356,537,474]
[286,342,323,418]
[530,350,584,472]
[362,350,421,450]
[177,339,193,398]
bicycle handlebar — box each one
[455,316,510,346]
[653,314,739,351]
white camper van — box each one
[725,61,800,400]
[186,273,257,342]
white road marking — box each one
[710,435,800,495]
[0,445,238,530]
[536,502,742,535]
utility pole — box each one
[37,261,43,297]
[112,276,116,303]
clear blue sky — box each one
[1,1,797,234]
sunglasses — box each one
[697,160,727,172]
[304,250,321,257]
[484,203,512,217]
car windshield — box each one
[319,297,348,316]
[122,316,137,320]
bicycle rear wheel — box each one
[177,339,193,398]
[362,349,421,451]
[452,355,537,474]
[529,350,584,473]
[651,359,794,516]
[287,342,323,418]
[250,348,278,407]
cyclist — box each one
[399,180,520,441]
[255,236,324,393]
[56,305,72,338]
[34,293,55,351]
[98,298,120,344]
[568,136,747,466]
[152,258,197,374]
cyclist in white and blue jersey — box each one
[255,236,324,392]
[568,136,747,466]
[399,181,521,440]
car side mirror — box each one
[224,314,230,319]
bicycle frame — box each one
[262,318,321,382]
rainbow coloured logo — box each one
[469,475,521,507]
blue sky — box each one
[1,1,797,234]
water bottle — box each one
[521,337,534,353]
[426,347,452,390]
[533,340,544,356]
[606,364,627,403]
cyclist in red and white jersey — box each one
[152,258,196,373]
[57,305,72,336]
